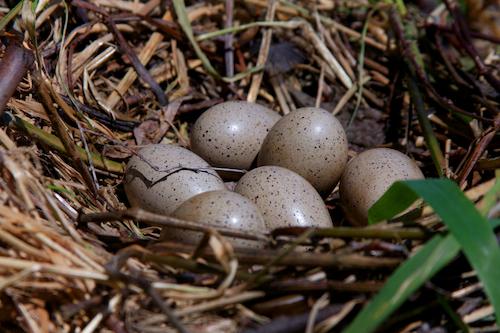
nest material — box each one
[1,0,500,332]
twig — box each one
[443,0,500,94]
[105,243,262,283]
[245,0,387,51]
[456,126,499,186]
[143,283,191,333]
[104,248,190,333]
[78,207,269,242]
[305,292,329,333]
[71,0,169,107]
[389,8,494,124]
[76,120,100,191]
[273,226,432,240]
[302,22,352,89]
[428,1,500,185]
[239,303,346,333]
[149,240,402,269]
[67,21,96,92]
[432,29,472,88]
[426,22,500,45]
[31,70,102,203]
[225,0,235,89]
[246,0,277,103]
[178,98,224,114]
[389,8,445,177]
[60,95,139,132]
[106,9,172,109]
[242,228,316,290]
[266,279,384,293]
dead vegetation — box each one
[1,0,500,332]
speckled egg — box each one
[339,148,425,226]
[257,107,348,197]
[160,190,266,249]
[190,101,282,174]
[124,144,227,215]
[234,166,333,229]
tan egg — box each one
[124,144,227,216]
[257,107,348,197]
[339,148,425,226]
[160,190,266,249]
[234,166,333,230]
[190,101,281,176]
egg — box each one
[124,144,227,215]
[339,148,425,226]
[257,107,348,197]
[190,101,282,177]
[160,190,266,249]
[234,166,333,229]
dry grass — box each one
[1,0,500,332]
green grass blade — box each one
[346,11,369,131]
[57,0,92,128]
[479,169,500,217]
[367,181,420,224]
[221,65,264,83]
[196,20,303,42]
[172,0,221,79]
[45,185,79,200]
[391,9,445,177]
[350,179,500,333]
[5,114,124,173]
[407,179,500,326]
[0,1,22,31]
[405,72,445,177]
[343,232,461,333]
[394,0,407,15]
[489,219,500,228]
[436,292,472,333]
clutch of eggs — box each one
[124,102,426,246]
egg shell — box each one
[257,107,348,197]
[339,148,425,226]
[124,144,227,215]
[160,190,266,249]
[190,101,282,173]
[234,166,333,229]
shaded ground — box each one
[1,1,500,332]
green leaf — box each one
[436,292,472,333]
[367,181,420,224]
[195,21,303,42]
[221,65,264,83]
[172,0,221,79]
[45,185,79,200]
[459,56,476,71]
[0,1,23,31]
[458,0,467,12]
[346,179,500,333]
[5,113,124,173]
[346,10,369,131]
[479,169,500,217]
[343,232,460,333]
